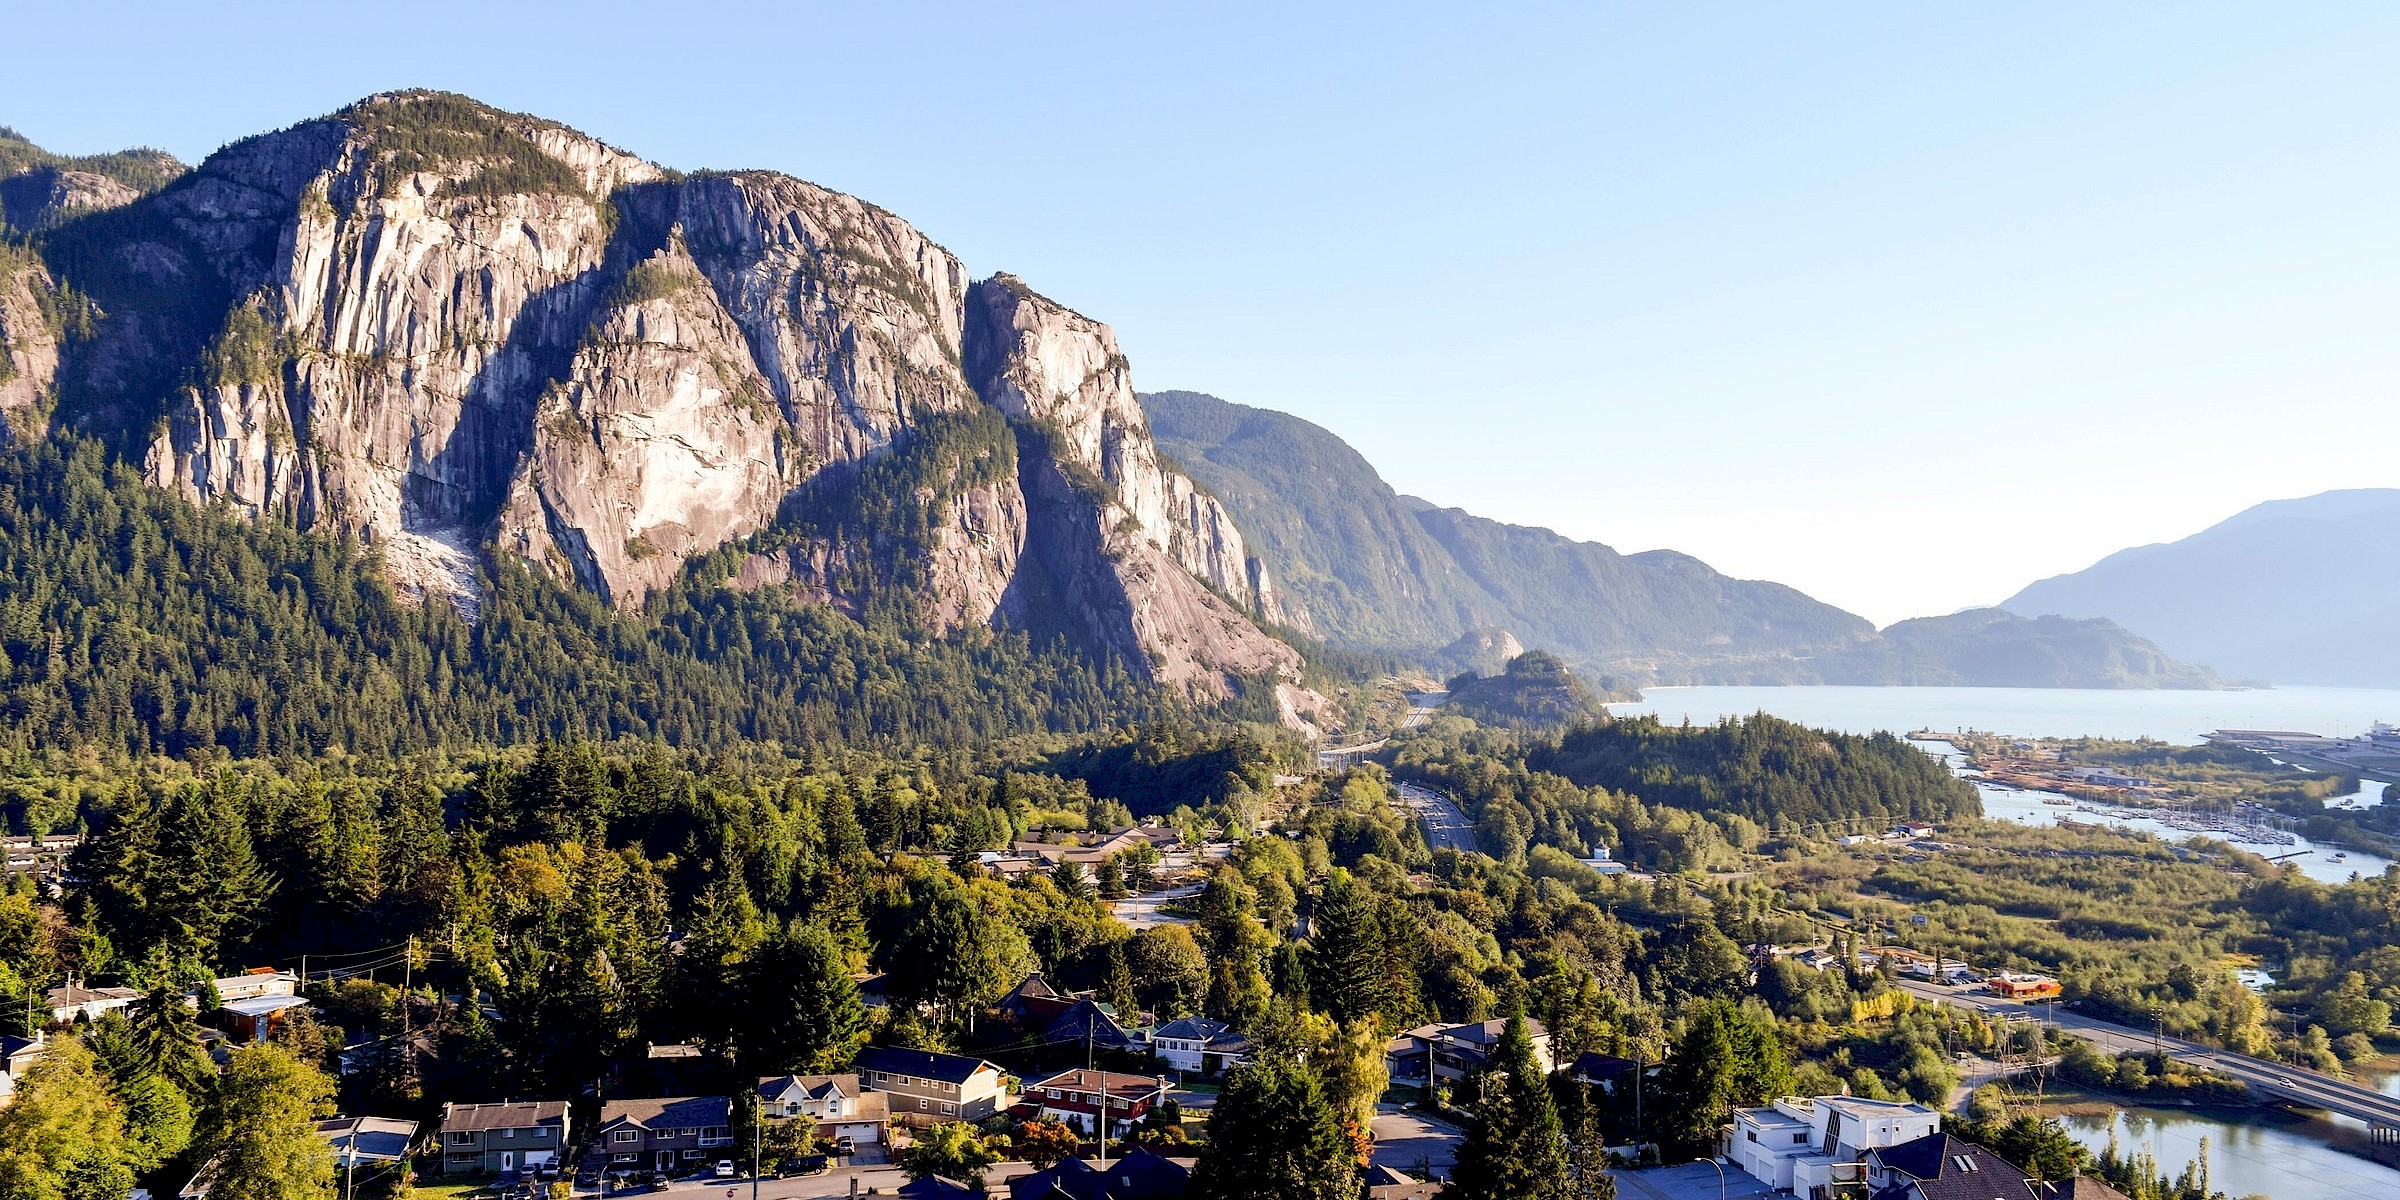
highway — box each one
[1896,980,2400,1130]
[1315,690,1448,769]
[1396,781,1475,853]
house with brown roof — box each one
[1023,1069,1169,1140]
[436,1100,571,1175]
[595,1096,735,1174]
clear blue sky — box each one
[8,3,2398,624]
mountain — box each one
[2003,489,2400,686]
[1142,390,1875,688]
[1144,390,2222,690]
[0,92,1327,729]
[1803,608,2219,689]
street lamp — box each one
[1684,1158,1727,1200]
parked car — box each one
[795,1156,829,1177]
[714,1161,736,1179]
[834,1135,855,1156]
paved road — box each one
[1370,1105,1463,1177]
[1111,882,1202,930]
[1396,782,1475,853]
[1316,691,1449,769]
[1897,980,2400,1128]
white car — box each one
[713,1161,736,1179]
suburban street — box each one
[1895,980,2400,1129]
[1370,1104,1464,1177]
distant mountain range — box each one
[1144,390,2218,692]
[2005,488,2400,687]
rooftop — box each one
[440,1100,569,1133]
[857,1045,1002,1086]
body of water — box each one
[1609,685,2400,884]
[2054,1107,2400,1200]
[1601,685,2400,1188]
[1608,684,2400,744]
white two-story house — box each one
[1730,1095,1941,1199]
[756,1074,889,1148]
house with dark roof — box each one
[1150,1017,1249,1076]
[998,974,1147,1051]
[0,1033,45,1108]
[435,1100,570,1175]
[856,1045,1013,1126]
[595,1096,734,1174]
[1867,1132,2045,1200]
[1365,1165,1441,1200]
[1384,1019,1554,1088]
[1007,1148,1190,1200]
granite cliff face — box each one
[9,93,1318,718]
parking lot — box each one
[1611,1161,1774,1200]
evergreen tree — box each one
[1442,1014,1569,1200]
[1659,1000,1794,1157]
[1190,1057,1354,1200]
[1306,871,1390,1025]
[740,922,865,1073]
[1102,943,1141,1022]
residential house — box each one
[595,1096,734,1174]
[1384,1019,1554,1089]
[317,1116,419,1167]
[998,974,1146,1052]
[219,994,312,1043]
[0,1033,46,1108]
[209,969,298,1004]
[1865,1132,2042,1200]
[856,1046,1013,1126]
[1568,1051,1638,1087]
[757,1074,890,1148]
[45,980,139,1025]
[1023,1069,1169,1140]
[895,1178,983,1200]
[1730,1095,1942,1199]
[1364,1166,1441,1200]
[1150,1017,1249,1076]
[1008,1148,1190,1200]
[435,1100,571,1175]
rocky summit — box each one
[0,91,1322,726]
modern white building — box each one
[1730,1095,1942,1199]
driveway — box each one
[1370,1105,1463,1177]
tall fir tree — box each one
[1442,1014,1569,1200]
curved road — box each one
[1897,980,2400,1129]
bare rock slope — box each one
[15,92,1315,719]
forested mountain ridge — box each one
[1144,389,2224,690]
[2004,488,2400,686]
[0,93,1325,723]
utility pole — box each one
[751,1093,762,1200]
